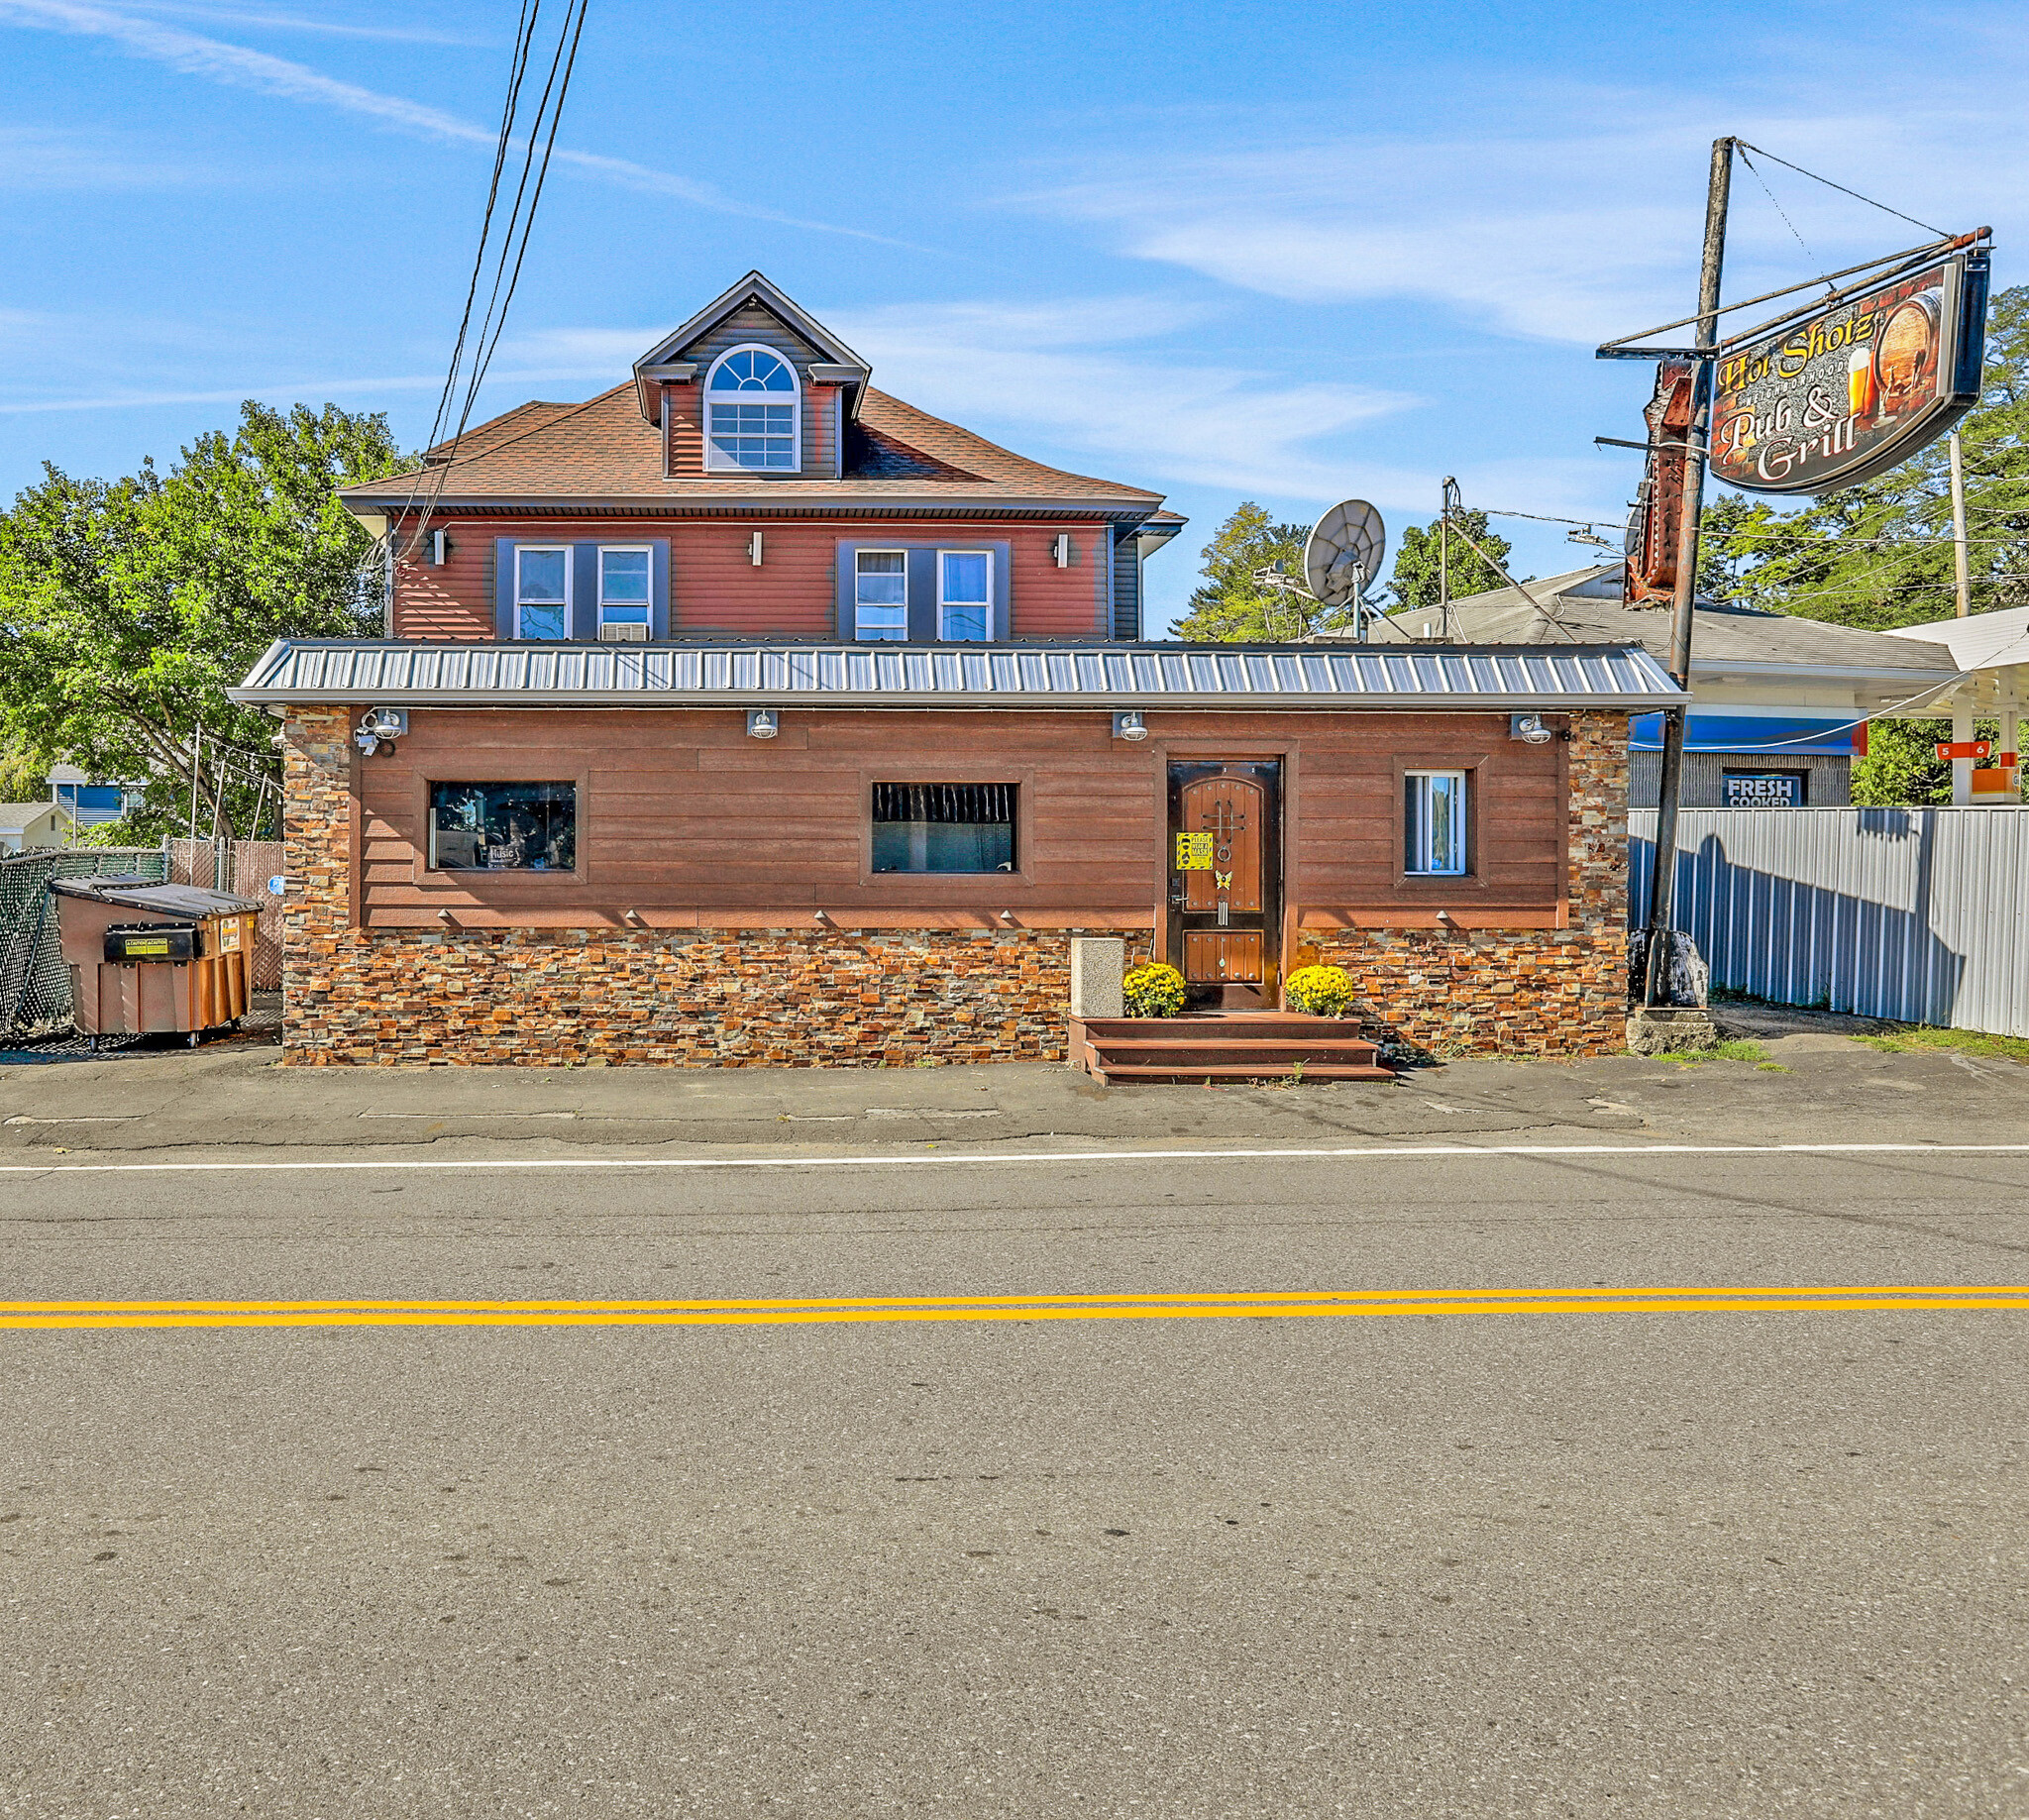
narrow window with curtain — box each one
[1403,770,1467,876]
[871,784,1016,874]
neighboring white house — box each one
[0,801,74,854]
[1352,563,1969,807]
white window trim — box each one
[1404,768,1468,877]
[936,548,995,641]
[703,343,801,476]
[513,543,572,640]
[596,543,654,630]
[854,547,909,641]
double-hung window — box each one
[1404,770,1468,876]
[855,550,908,641]
[597,546,651,637]
[705,345,800,473]
[938,550,992,641]
[513,545,570,640]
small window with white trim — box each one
[938,550,992,641]
[513,545,570,639]
[597,545,652,633]
[705,344,800,473]
[855,550,908,641]
[1404,770,1468,876]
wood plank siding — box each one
[351,708,1572,935]
[390,519,1116,641]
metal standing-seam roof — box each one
[230,639,1688,711]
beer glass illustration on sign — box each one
[1847,346,1877,423]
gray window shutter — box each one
[493,538,517,637]
[572,545,599,640]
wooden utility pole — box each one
[1948,429,1972,618]
[1642,137,1734,1010]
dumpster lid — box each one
[50,878,264,916]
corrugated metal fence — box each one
[1630,808,2029,1036]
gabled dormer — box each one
[633,271,871,482]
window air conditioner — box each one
[598,622,649,643]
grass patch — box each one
[1854,1025,2029,1065]
[1645,1038,1772,1066]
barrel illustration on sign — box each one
[1710,247,1989,494]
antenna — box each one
[1303,499,1387,641]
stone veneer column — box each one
[280,706,355,1065]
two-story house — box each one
[232,272,1683,1067]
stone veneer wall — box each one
[279,707,1145,1067]
[280,705,1627,1067]
[1303,709,1629,1058]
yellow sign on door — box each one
[1174,832,1215,871]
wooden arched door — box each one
[1167,760,1281,1010]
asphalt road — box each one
[4,1142,2028,1818]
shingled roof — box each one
[342,382,1165,515]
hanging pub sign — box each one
[1710,247,1989,494]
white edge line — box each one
[3,1141,2029,1175]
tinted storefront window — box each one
[429,783,577,871]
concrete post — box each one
[1068,936,1124,1019]
[1953,698,1976,806]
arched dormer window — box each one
[704,344,800,474]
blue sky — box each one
[2,0,2023,631]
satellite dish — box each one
[1305,499,1386,607]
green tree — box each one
[0,401,402,839]
[1851,716,2004,807]
[1699,283,2029,629]
[0,734,49,803]
[1387,509,1515,608]
[1176,502,1329,641]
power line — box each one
[397,2,592,578]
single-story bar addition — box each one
[229,273,1687,1066]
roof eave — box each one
[334,493,1165,521]
[231,687,1684,711]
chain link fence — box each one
[166,838,283,988]
[0,847,170,1040]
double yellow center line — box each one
[3,1285,2025,1331]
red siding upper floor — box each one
[390,516,1123,643]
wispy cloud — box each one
[0,0,913,241]
[824,298,1414,500]
[0,123,201,188]
[1017,95,2029,346]
[119,0,489,45]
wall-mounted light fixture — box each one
[746,708,779,739]
[430,529,450,566]
[748,531,765,567]
[1053,532,1073,568]
[1510,712,1556,744]
[355,706,408,755]
[1112,709,1148,742]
